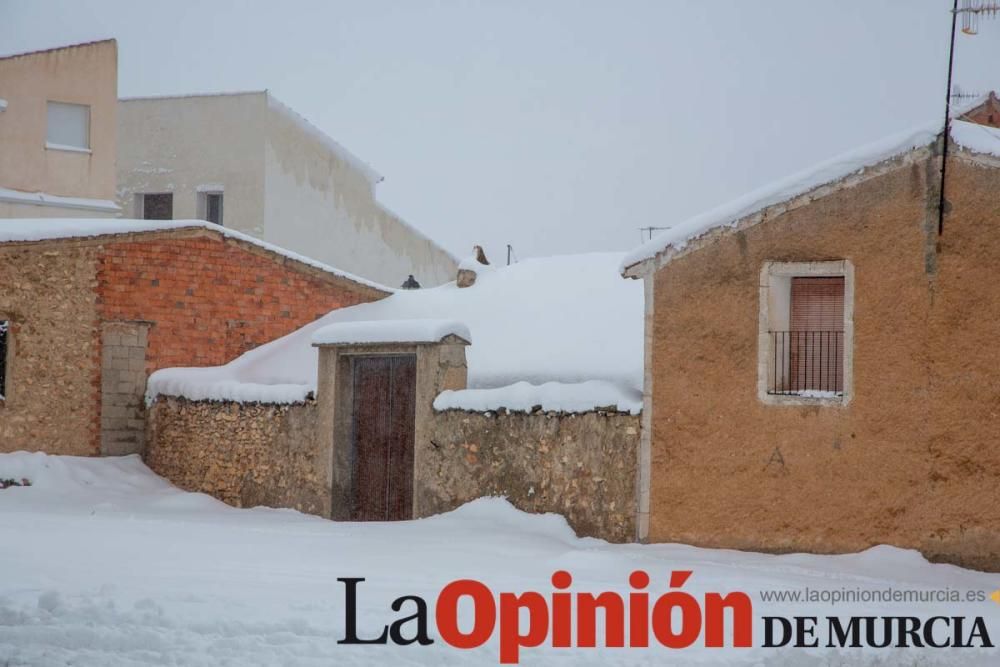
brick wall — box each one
[1,228,388,457]
[97,231,385,372]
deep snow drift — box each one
[1,452,998,666]
[148,252,644,413]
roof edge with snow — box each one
[619,125,944,278]
[0,218,392,294]
[311,319,471,347]
[621,104,1000,279]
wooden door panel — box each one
[349,355,416,521]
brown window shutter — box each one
[790,277,844,332]
[787,276,845,393]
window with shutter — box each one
[788,277,844,393]
[759,260,853,405]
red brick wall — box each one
[96,231,386,373]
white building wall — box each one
[263,97,456,287]
[117,91,456,288]
[116,92,267,238]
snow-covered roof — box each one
[620,110,1000,277]
[0,218,391,293]
[950,119,1000,159]
[148,252,643,413]
[311,319,470,346]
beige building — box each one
[0,40,119,217]
[117,91,457,287]
[621,118,1000,571]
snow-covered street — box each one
[0,452,997,666]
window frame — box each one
[136,192,174,220]
[45,100,92,153]
[757,260,854,407]
[197,190,224,226]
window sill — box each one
[761,392,848,407]
[45,142,92,155]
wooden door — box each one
[350,355,416,521]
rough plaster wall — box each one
[100,321,149,455]
[0,40,117,200]
[647,154,1000,571]
[423,410,640,542]
[145,397,327,515]
[116,93,267,236]
[264,102,457,287]
[0,243,101,455]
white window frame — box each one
[196,187,224,226]
[45,101,91,153]
[757,260,854,406]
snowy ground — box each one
[1,453,998,666]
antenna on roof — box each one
[959,0,1000,34]
[950,84,987,103]
[639,226,671,243]
[939,0,999,235]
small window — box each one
[140,193,173,220]
[0,319,9,401]
[758,261,854,405]
[201,192,223,226]
[46,101,90,151]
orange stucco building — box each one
[623,118,1000,571]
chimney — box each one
[457,245,490,288]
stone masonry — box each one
[0,226,388,455]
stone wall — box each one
[146,395,640,543]
[422,409,640,542]
[0,227,388,458]
[146,397,328,515]
[644,151,1000,571]
[0,243,101,454]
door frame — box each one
[313,335,469,522]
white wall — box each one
[263,96,456,288]
[117,92,267,238]
[118,92,457,288]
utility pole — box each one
[940,0,999,235]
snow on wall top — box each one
[950,119,1000,158]
[147,252,644,409]
[0,187,120,212]
[619,103,1000,277]
[434,380,641,415]
[266,94,383,187]
[619,123,943,275]
[311,319,470,346]
[0,218,391,293]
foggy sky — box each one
[1,0,997,261]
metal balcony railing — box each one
[767,330,843,396]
